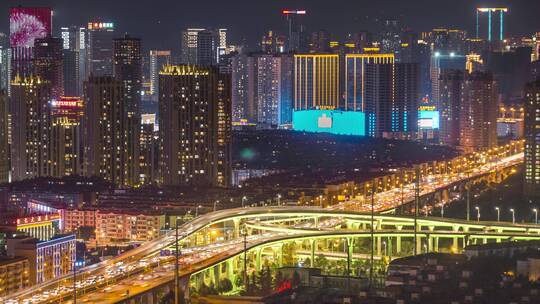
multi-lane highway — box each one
[3,148,524,304]
[333,152,523,212]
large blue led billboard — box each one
[293,110,366,136]
[418,110,440,129]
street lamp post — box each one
[195,205,203,217]
[475,206,480,222]
[277,194,281,206]
[319,195,323,208]
[510,208,515,224]
[213,200,220,212]
[495,207,500,222]
[441,201,445,219]
[242,196,247,208]
[534,208,538,224]
[241,226,248,292]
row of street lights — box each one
[471,206,538,224]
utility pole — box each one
[466,172,471,221]
[369,182,375,289]
[73,248,77,304]
[175,218,180,304]
[414,167,420,256]
[243,227,248,292]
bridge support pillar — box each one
[396,236,401,254]
[387,237,393,256]
[416,236,422,255]
[428,236,433,252]
[483,238,488,244]
[233,219,240,239]
[310,240,316,268]
[377,237,382,256]
[279,244,284,267]
[434,237,439,252]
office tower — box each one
[86,22,114,77]
[310,30,331,53]
[113,35,142,186]
[484,47,532,103]
[293,54,339,111]
[149,50,171,98]
[524,80,540,198]
[158,65,231,187]
[197,30,217,66]
[217,28,228,63]
[381,19,402,57]
[283,10,308,52]
[49,97,84,177]
[438,70,463,146]
[476,8,508,41]
[0,33,9,92]
[10,76,52,181]
[430,53,466,103]
[181,28,204,64]
[181,28,227,66]
[0,90,8,183]
[10,7,53,81]
[83,76,127,186]
[395,63,420,133]
[345,54,395,112]
[33,36,64,98]
[61,26,87,96]
[261,31,286,54]
[459,72,498,152]
[140,114,158,185]
[364,57,395,137]
[232,52,249,122]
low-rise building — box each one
[95,211,165,246]
[0,256,30,297]
[7,234,75,284]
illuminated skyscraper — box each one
[61,26,87,96]
[525,79,540,198]
[33,36,64,98]
[0,33,9,93]
[458,72,498,152]
[438,70,463,146]
[49,97,84,177]
[248,54,281,127]
[293,54,339,111]
[113,35,142,186]
[86,22,114,77]
[10,76,52,181]
[283,10,308,52]
[83,76,127,186]
[430,53,466,103]
[181,28,227,66]
[0,90,8,183]
[231,52,249,122]
[158,65,231,187]
[149,50,171,98]
[139,115,158,185]
[9,7,53,82]
[395,62,420,133]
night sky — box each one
[2,0,540,51]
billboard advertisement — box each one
[293,110,366,136]
[418,110,440,129]
[10,7,52,48]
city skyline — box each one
[2,0,540,50]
